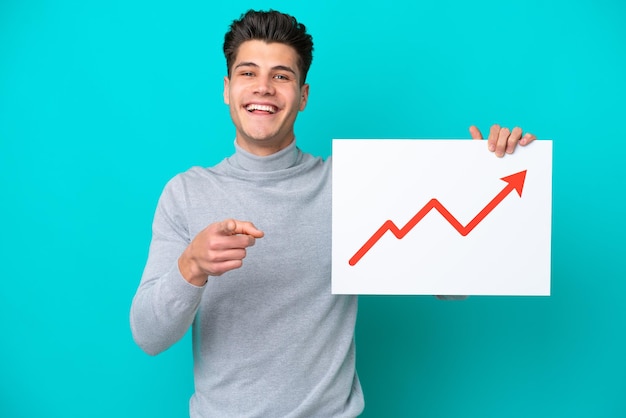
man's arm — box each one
[129,177,263,355]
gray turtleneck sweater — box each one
[130,141,363,417]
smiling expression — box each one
[223,40,309,156]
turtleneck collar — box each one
[228,140,301,172]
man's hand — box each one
[469,124,536,157]
[178,219,264,286]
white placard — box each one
[331,139,552,295]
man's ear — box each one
[223,76,230,105]
[299,83,310,111]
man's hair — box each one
[223,10,314,85]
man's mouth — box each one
[246,104,277,114]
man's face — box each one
[224,40,309,156]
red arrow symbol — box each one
[348,170,527,266]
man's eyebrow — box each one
[234,62,297,75]
[234,61,259,70]
[271,65,297,75]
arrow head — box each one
[500,170,527,197]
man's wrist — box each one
[178,252,209,286]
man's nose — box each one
[254,76,275,95]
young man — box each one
[130,10,536,417]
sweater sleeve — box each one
[130,175,205,355]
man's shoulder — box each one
[169,162,226,182]
[159,165,220,195]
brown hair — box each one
[223,10,314,85]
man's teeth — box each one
[246,104,276,114]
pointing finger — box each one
[220,219,265,238]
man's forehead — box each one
[233,40,299,66]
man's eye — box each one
[274,74,289,80]
[241,72,254,77]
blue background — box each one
[1,0,625,416]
